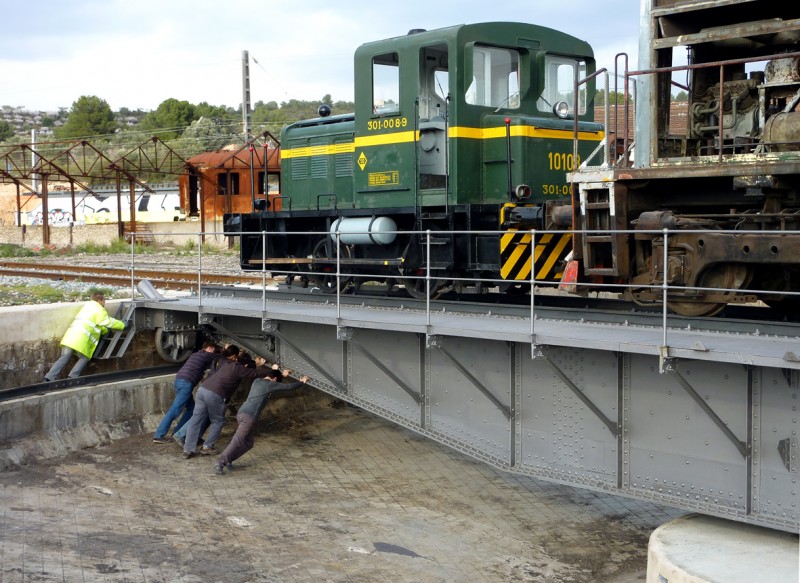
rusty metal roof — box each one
[187,146,281,170]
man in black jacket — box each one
[152,341,219,444]
[213,368,309,475]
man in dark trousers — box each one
[213,368,309,475]
[182,347,274,458]
[152,340,220,444]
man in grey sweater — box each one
[213,368,309,475]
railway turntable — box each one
[133,282,799,534]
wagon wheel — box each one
[154,328,196,363]
[400,274,446,299]
[667,263,750,317]
[310,238,352,293]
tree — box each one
[55,96,117,140]
[0,120,14,141]
[195,102,229,119]
[179,116,239,156]
[139,98,198,140]
[673,91,689,102]
[594,90,627,106]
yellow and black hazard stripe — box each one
[500,229,572,281]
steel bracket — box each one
[426,334,441,349]
[344,332,421,404]
[431,337,511,419]
[777,437,797,473]
[539,348,618,438]
[666,364,749,458]
[262,319,279,333]
[269,323,345,392]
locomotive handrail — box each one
[316,193,337,210]
[273,195,292,211]
[574,68,610,169]
[614,53,631,169]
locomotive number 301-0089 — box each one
[367,117,410,131]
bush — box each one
[0,244,36,258]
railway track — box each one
[0,260,273,290]
[1,365,183,402]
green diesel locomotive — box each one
[225,22,603,296]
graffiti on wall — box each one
[22,192,185,226]
[29,209,74,226]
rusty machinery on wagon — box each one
[567,0,800,317]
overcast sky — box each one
[1,0,641,113]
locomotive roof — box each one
[355,21,593,57]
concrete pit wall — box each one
[0,375,175,470]
[0,301,166,387]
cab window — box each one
[465,46,520,109]
[373,53,399,114]
[419,44,449,120]
[537,55,587,115]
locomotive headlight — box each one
[553,101,570,119]
[515,184,532,200]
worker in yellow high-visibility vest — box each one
[44,291,126,382]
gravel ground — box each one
[0,275,135,306]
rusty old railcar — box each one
[179,143,281,229]
[568,0,800,316]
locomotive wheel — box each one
[154,328,196,363]
[401,275,446,299]
[667,263,750,317]
[500,282,531,296]
[310,239,352,293]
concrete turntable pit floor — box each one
[0,400,685,582]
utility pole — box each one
[242,49,254,250]
[31,129,38,194]
[242,49,256,221]
[242,50,252,139]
